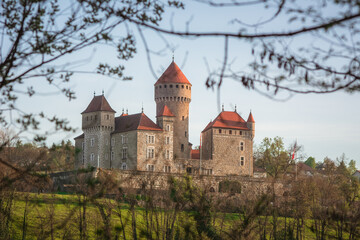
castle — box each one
[74,61,255,176]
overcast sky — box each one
[10,1,360,168]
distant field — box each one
[9,192,198,239]
[6,192,348,239]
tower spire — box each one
[235,105,237,112]
[102,90,104,95]
[172,50,174,62]
[93,91,95,97]
[222,104,224,112]
[141,102,144,113]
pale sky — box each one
[9,1,360,167]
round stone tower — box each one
[154,61,191,159]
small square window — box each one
[240,157,245,166]
[170,84,173,88]
[147,164,155,172]
[122,163,127,170]
[164,166,171,173]
[176,85,179,88]
[147,147,155,159]
[240,142,244,151]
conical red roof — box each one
[157,105,175,117]
[155,61,191,85]
[247,112,255,123]
[82,95,116,114]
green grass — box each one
[4,192,352,239]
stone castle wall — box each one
[110,130,138,170]
[201,128,253,176]
[136,130,176,173]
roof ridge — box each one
[81,95,116,114]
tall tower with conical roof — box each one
[81,94,116,168]
[154,61,192,159]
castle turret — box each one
[156,105,175,130]
[154,61,191,159]
[247,111,255,139]
[81,94,116,168]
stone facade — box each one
[200,127,254,176]
[74,61,255,176]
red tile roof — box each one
[157,105,175,117]
[247,112,255,123]
[82,95,116,114]
[155,61,191,85]
[202,111,249,132]
[120,113,128,117]
[191,149,200,159]
[297,162,315,173]
[74,133,84,140]
[113,113,162,133]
